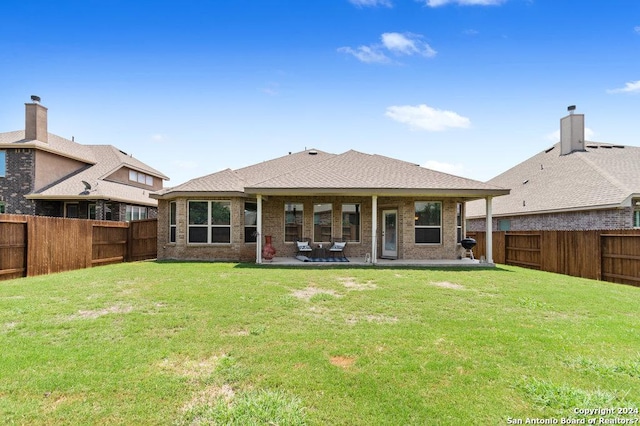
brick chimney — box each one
[560,105,584,155]
[25,95,48,143]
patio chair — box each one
[295,239,313,257]
[329,240,347,259]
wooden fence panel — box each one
[92,223,129,266]
[128,219,158,262]
[27,216,93,277]
[601,233,640,286]
[0,215,157,281]
[0,219,27,280]
[506,233,541,269]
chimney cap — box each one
[30,95,41,104]
[567,105,576,113]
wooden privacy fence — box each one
[0,215,157,281]
[467,229,640,286]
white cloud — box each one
[261,82,280,96]
[425,0,506,6]
[151,134,167,142]
[423,160,465,174]
[634,26,640,34]
[607,80,640,94]
[381,32,437,58]
[338,32,436,64]
[337,46,391,64]
[385,104,470,131]
[349,0,393,7]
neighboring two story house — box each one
[466,108,640,231]
[0,97,169,221]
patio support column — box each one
[485,196,493,264]
[371,195,378,265]
[256,194,263,264]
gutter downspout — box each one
[256,195,263,264]
[486,196,493,264]
[372,195,378,265]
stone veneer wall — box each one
[0,148,36,215]
[466,207,634,232]
[157,195,467,262]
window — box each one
[188,200,231,244]
[456,203,464,243]
[89,203,96,220]
[129,170,154,186]
[342,204,360,242]
[415,202,441,244]
[126,205,148,221]
[244,201,257,243]
[284,203,303,242]
[314,203,332,242]
[498,219,511,231]
[0,201,5,214]
[65,203,79,218]
[169,201,177,243]
[0,150,5,177]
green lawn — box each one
[0,262,639,425]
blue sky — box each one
[1,0,639,186]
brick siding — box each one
[466,207,634,232]
[157,195,467,262]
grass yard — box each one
[0,262,639,425]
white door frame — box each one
[381,209,398,258]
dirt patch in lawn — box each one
[346,314,398,325]
[291,286,341,301]
[330,355,356,369]
[430,281,465,290]
[338,277,377,291]
[158,353,223,380]
[182,384,235,411]
[71,305,133,320]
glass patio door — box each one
[382,210,397,258]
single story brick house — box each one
[151,149,508,264]
[467,107,640,231]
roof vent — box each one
[544,146,555,154]
[308,150,318,155]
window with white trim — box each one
[342,204,360,242]
[129,170,154,186]
[456,203,464,243]
[284,203,303,242]
[415,201,441,244]
[126,205,148,221]
[314,203,332,243]
[188,200,231,244]
[244,201,257,243]
[169,201,177,243]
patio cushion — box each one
[330,242,346,251]
[296,241,312,251]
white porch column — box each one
[371,195,378,265]
[256,195,263,264]
[485,196,493,264]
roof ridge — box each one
[575,151,632,195]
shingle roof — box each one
[1,130,169,206]
[466,142,640,218]
[152,149,508,199]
